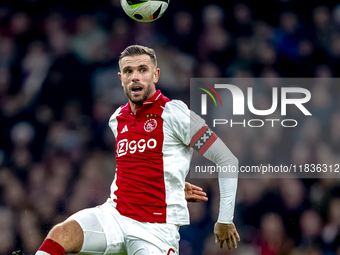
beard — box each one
[124,83,153,105]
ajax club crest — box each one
[144,119,157,132]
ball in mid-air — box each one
[121,0,169,22]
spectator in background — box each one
[299,210,323,249]
[258,213,294,255]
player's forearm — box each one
[217,176,238,224]
[202,137,238,224]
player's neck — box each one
[130,101,143,114]
[129,90,157,114]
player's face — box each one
[118,55,159,105]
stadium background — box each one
[1,0,340,254]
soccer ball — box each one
[121,0,169,22]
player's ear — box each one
[154,68,160,83]
[118,72,122,83]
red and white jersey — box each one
[108,90,205,225]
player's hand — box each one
[184,182,208,202]
[214,222,240,250]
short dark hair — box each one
[119,45,157,68]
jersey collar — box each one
[142,90,162,105]
[127,90,162,114]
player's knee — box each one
[48,223,65,243]
[47,220,83,252]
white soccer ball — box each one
[121,0,169,22]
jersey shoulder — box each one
[163,99,206,145]
[163,99,189,116]
[162,99,192,144]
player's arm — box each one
[190,126,240,250]
[165,100,240,249]
[185,182,208,202]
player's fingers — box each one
[234,230,241,241]
[225,238,231,250]
[215,234,219,244]
[199,197,208,201]
[193,191,208,201]
[230,234,237,249]
[196,196,208,202]
[191,184,203,191]
[193,190,206,196]
[194,193,207,199]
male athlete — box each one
[36,45,240,255]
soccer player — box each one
[36,45,240,255]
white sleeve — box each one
[202,138,238,224]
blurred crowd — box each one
[1,0,340,254]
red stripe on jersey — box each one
[167,248,175,255]
[189,126,208,147]
[38,239,65,255]
[114,91,171,223]
[198,133,218,155]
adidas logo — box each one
[121,125,128,134]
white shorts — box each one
[68,199,180,255]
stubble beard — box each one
[124,83,153,105]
